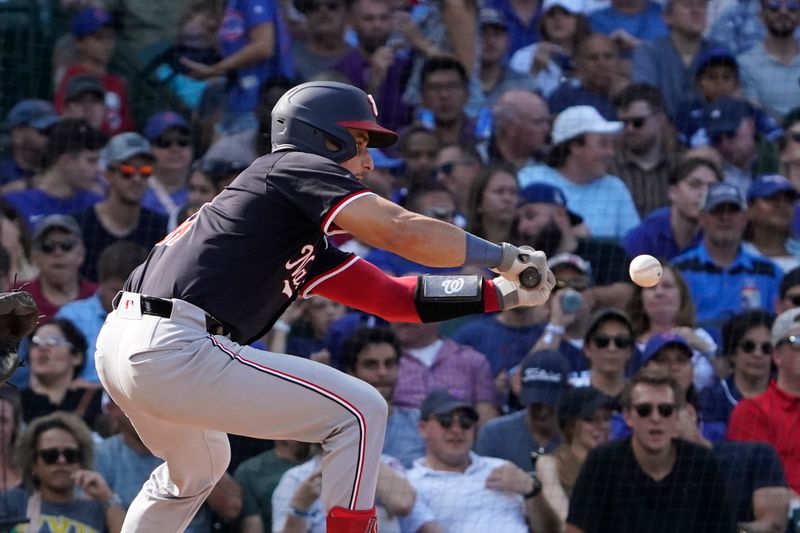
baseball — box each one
[629,254,662,288]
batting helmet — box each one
[271,81,398,163]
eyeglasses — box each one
[153,135,190,149]
[738,339,773,354]
[632,403,676,418]
[37,238,78,254]
[422,206,455,220]
[36,447,82,465]
[432,411,478,430]
[786,294,800,307]
[777,334,800,349]
[591,335,632,349]
[437,162,457,176]
[555,277,591,292]
[117,163,154,179]
[765,0,799,11]
[31,335,73,349]
[621,115,649,129]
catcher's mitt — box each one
[0,291,38,385]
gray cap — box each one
[420,388,478,419]
[772,308,800,346]
[65,74,105,102]
[102,132,154,166]
[33,214,82,243]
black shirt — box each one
[125,151,369,344]
[574,238,630,287]
[567,437,736,533]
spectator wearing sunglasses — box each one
[728,307,800,496]
[699,310,774,442]
[5,119,107,230]
[435,144,482,219]
[140,111,194,219]
[737,0,800,121]
[742,174,800,273]
[566,367,736,533]
[73,132,168,283]
[0,411,124,532]
[21,215,96,324]
[408,387,561,533]
[776,265,800,313]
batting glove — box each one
[493,268,556,310]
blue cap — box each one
[5,99,59,131]
[519,350,570,407]
[519,182,584,225]
[143,111,190,141]
[695,47,737,78]
[702,97,754,142]
[703,182,746,211]
[368,148,403,170]
[71,7,113,37]
[747,174,798,202]
[420,388,478,419]
[642,332,692,365]
[478,7,508,28]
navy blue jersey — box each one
[125,151,373,344]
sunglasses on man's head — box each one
[38,238,78,254]
[591,335,632,349]
[118,163,154,179]
[432,411,478,430]
[422,206,455,220]
[738,339,772,354]
[153,135,190,149]
[632,403,676,418]
[37,447,81,465]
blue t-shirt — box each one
[548,78,618,120]
[698,375,742,443]
[0,158,33,187]
[0,488,106,533]
[218,0,294,114]
[621,207,702,262]
[4,189,102,229]
[486,0,541,55]
[589,3,668,45]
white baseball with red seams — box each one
[629,254,662,288]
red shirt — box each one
[53,65,134,135]
[727,380,800,493]
[19,278,98,324]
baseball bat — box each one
[519,266,542,288]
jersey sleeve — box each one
[243,0,275,27]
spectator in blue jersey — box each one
[56,241,148,385]
[0,100,58,193]
[672,182,783,335]
[589,0,668,57]
[74,132,168,282]
[140,111,193,219]
[4,119,107,229]
[179,0,294,135]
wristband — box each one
[289,505,312,519]
[542,323,565,344]
[464,233,504,268]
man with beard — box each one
[515,182,631,308]
[738,0,800,121]
[334,0,413,132]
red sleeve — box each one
[308,257,501,322]
[726,399,769,442]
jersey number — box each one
[157,214,197,246]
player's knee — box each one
[361,384,388,430]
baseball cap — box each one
[584,308,634,344]
[543,0,586,12]
[747,174,798,202]
[551,105,622,145]
[519,182,584,225]
[478,7,508,29]
[5,99,59,131]
[556,387,612,430]
[547,252,593,279]
[102,132,155,166]
[519,350,570,407]
[780,265,800,297]
[368,148,404,170]
[71,7,113,38]
[772,307,800,346]
[695,47,738,79]
[641,332,692,365]
[143,111,190,141]
[703,182,746,212]
[420,388,478,419]
[65,75,105,103]
[702,97,754,142]
[32,214,82,243]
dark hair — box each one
[612,83,666,114]
[465,162,518,239]
[420,56,468,89]
[780,266,800,298]
[583,308,635,345]
[621,366,684,410]
[0,386,23,449]
[97,241,148,282]
[667,156,722,186]
[627,263,696,335]
[0,199,32,263]
[398,124,439,155]
[404,183,456,212]
[341,327,400,371]
[546,134,586,169]
[539,10,591,56]
[720,310,774,357]
[46,119,108,168]
[0,246,10,279]
[32,318,88,379]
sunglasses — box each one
[786,294,800,307]
[621,116,649,129]
[154,136,190,149]
[422,206,455,220]
[632,403,676,418]
[765,0,799,11]
[37,447,82,465]
[31,335,73,349]
[777,334,800,349]
[432,411,478,430]
[555,277,591,292]
[738,339,773,354]
[118,163,154,179]
[38,238,78,254]
[592,335,632,349]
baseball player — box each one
[95,81,556,533]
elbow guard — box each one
[414,275,489,322]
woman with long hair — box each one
[465,163,519,244]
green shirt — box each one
[234,450,299,530]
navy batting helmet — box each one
[271,81,398,163]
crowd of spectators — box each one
[1,0,800,530]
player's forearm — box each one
[365,211,469,267]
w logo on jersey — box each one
[282,244,316,297]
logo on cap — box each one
[367,94,378,118]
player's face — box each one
[338,128,374,180]
[731,325,773,382]
[624,384,678,455]
[32,428,82,495]
[352,342,399,401]
[584,320,632,376]
[29,324,82,381]
[641,267,682,325]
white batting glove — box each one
[493,268,556,310]
[493,244,549,287]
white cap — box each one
[543,0,586,14]
[551,105,623,145]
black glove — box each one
[0,291,38,385]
